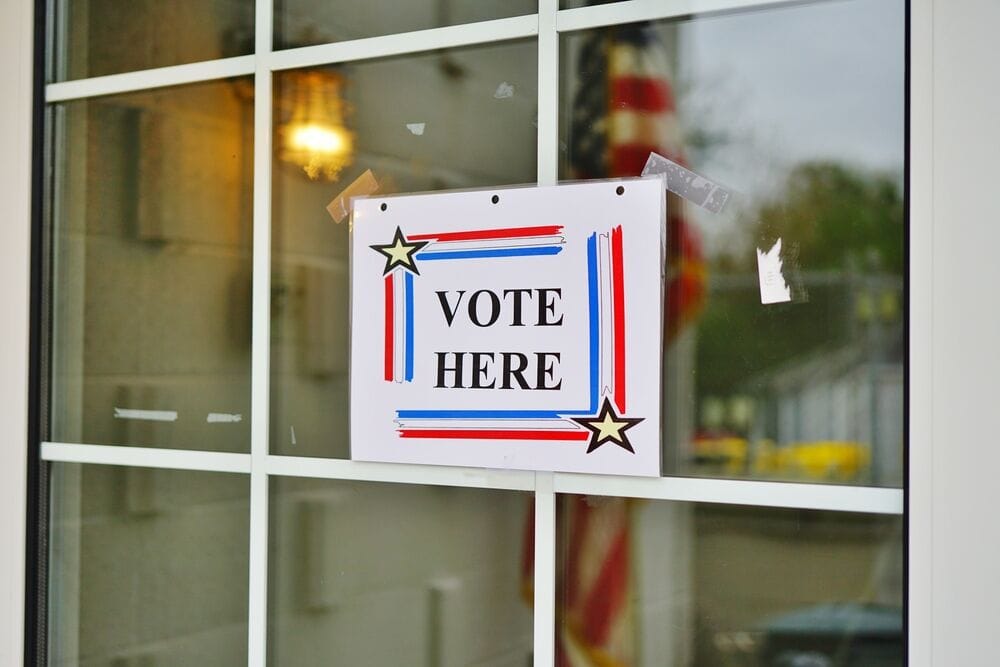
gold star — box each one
[571,397,644,454]
[370,226,428,275]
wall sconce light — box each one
[279,70,354,181]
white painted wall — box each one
[924,0,1000,664]
[907,0,1000,663]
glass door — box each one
[38,0,906,664]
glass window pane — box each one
[48,79,253,452]
[267,477,533,664]
[270,41,537,457]
[274,0,536,49]
[555,495,903,665]
[52,0,255,81]
[47,463,250,664]
[559,0,905,486]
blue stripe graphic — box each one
[417,246,562,261]
[586,233,599,412]
[587,232,601,412]
[404,272,415,382]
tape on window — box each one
[641,152,733,214]
[756,238,792,304]
[326,169,380,224]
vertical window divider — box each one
[249,0,275,665]
[537,0,560,186]
[535,3,560,664]
[533,471,557,667]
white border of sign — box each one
[350,178,665,476]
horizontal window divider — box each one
[265,454,536,491]
[44,55,256,103]
[556,0,803,32]
[266,14,539,72]
[40,441,252,474]
[40,442,903,513]
[553,473,903,514]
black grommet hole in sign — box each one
[380,202,387,211]
[491,194,500,204]
[616,185,625,196]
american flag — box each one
[523,18,707,667]
[557,495,635,667]
[569,20,706,342]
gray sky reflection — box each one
[671,0,905,255]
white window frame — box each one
[0,0,34,664]
[8,0,995,664]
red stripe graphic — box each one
[399,429,589,441]
[610,76,675,112]
[611,226,626,412]
[384,274,394,381]
[408,225,563,242]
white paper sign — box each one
[350,178,664,476]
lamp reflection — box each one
[279,70,354,181]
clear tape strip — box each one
[641,152,733,214]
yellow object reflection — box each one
[693,437,871,481]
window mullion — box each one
[555,0,805,32]
[535,4,559,663]
[537,0,559,186]
[248,0,274,664]
[533,472,557,667]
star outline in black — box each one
[571,397,644,454]
[369,226,429,276]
